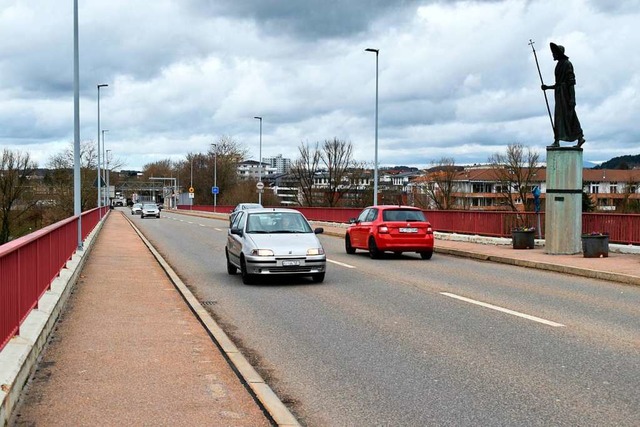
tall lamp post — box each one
[211,143,217,212]
[254,116,263,205]
[106,149,112,207]
[97,83,108,211]
[102,129,109,206]
[365,48,379,206]
[73,0,82,249]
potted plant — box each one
[581,231,609,258]
[512,226,536,249]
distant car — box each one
[345,205,434,259]
[225,208,326,284]
[229,203,263,226]
[140,203,160,218]
[131,203,143,215]
[113,199,125,207]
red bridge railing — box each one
[179,205,640,245]
[0,207,108,351]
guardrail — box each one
[0,207,108,351]
[178,205,640,245]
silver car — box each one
[131,203,143,215]
[140,203,160,218]
[225,208,326,284]
[229,202,263,226]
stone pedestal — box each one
[545,146,583,254]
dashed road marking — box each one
[327,259,356,269]
[440,292,565,327]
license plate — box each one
[399,227,418,233]
[282,260,301,266]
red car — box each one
[345,205,434,259]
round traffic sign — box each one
[256,182,264,190]
[188,187,194,193]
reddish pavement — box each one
[9,212,271,427]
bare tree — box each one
[289,142,321,206]
[177,136,250,205]
[319,138,356,207]
[46,141,99,220]
[488,143,542,213]
[420,157,461,210]
[0,149,37,243]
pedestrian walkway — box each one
[9,212,272,426]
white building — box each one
[237,160,277,181]
[263,154,291,174]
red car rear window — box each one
[382,209,426,222]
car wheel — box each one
[345,234,356,254]
[311,272,325,283]
[141,214,144,219]
[368,237,381,259]
[420,250,433,260]
[226,249,237,275]
[240,257,253,284]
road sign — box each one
[188,192,194,199]
[212,186,219,195]
[256,182,264,190]
[188,187,194,193]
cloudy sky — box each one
[1,0,639,171]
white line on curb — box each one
[440,292,565,327]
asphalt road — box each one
[129,208,640,426]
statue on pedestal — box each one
[541,43,585,148]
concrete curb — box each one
[122,212,301,427]
[0,212,108,426]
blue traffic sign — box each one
[212,186,219,195]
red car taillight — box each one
[426,225,433,235]
[378,225,389,234]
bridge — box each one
[0,209,640,425]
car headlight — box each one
[250,249,274,256]
[307,248,324,256]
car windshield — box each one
[143,204,156,209]
[133,204,142,208]
[382,209,426,222]
[245,212,312,234]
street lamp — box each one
[211,143,217,212]
[365,48,379,206]
[74,0,82,249]
[254,116,263,205]
[106,149,111,207]
[102,129,109,206]
[97,83,108,211]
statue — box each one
[541,43,585,148]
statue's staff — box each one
[529,39,555,132]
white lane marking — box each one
[440,292,565,327]
[327,259,356,269]
[214,228,223,232]
[199,224,207,227]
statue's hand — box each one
[541,84,548,90]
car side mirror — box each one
[230,228,243,236]
[314,227,324,234]
[348,218,357,224]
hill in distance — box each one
[592,154,640,170]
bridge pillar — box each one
[545,146,583,254]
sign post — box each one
[256,182,264,204]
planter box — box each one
[512,230,535,249]
[582,235,609,258]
